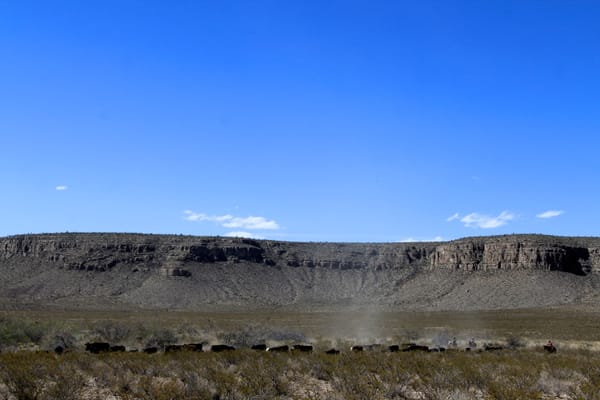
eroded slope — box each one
[1,233,599,311]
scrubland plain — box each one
[1,307,600,399]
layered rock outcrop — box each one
[1,233,600,311]
[429,237,598,275]
[1,233,599,276]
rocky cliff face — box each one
[1,233,599,311]
[1,233,597,275]
[429,237,599,275]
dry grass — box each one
[2,308,600,399]
[0,349,599,399]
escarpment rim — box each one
[1,232,600,312]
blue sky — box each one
[1,1,599,242]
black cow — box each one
[54,345,64,355]
[211,344,235,352]
[388,345,400,352]
[165,344,184,352]
[292,345,313,353]
[484,345,504,351]
[85,342,110,354]
[183,343,205,352]
[325,348,340,355]
[267,345,289,352]
[429,347,446,352]
[402,344,429,352]
[143,346,158,354]
[251,344,267,351]
[110,345,126,352]
[351,345,364,352]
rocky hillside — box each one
[1,233,599,311]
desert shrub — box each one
[41,361,87,400]
[506,335,525,349]
[178,367,214,399]
[574,365,600,400]
[144,327,178,348]
[236,352,292,398]
[3,345,600,399]
[92,320,131,343]
[123,375,187,400]
[0,352,55,400]
[40,330,76,351]
[204,365,239,400]
[328,353,387,400]
[0,317,48,349]
[175,323,205,342]
[217,324,306,347]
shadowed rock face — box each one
[429,238,598,275]
[2,233,598,274]
[0,233,599,311]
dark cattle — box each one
[402,344,429,352]
[110,345,126,352]
[351,345,364,352]
[543,345,557,353]
[251,344,267,351]
[267,345,289,352]
[484,345,504,351]
[211,344,235,352]
[54,345,64,355]
[388,345,400,352]
[85,342,110,354]
[143,346,158,354]
[183,343,205,352]
[292,345,313,353]
[165,344,184,353]
[325,348,340,355]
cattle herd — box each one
[68,341,557,355]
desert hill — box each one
[1,233,600,311]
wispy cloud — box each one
[55,185,68,191]
[183,210,280,230]
[222,216,279,230]
[446,213,460,222]
[183,211,231,223]
[537,210,564,219]
[400,236,444,243]
[459,211,515,229]
[224,231,264,239]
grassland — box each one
[3,306,600,347]
[1,307,600,399]
[1,347,600,399]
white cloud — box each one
[183,210,279,230]
[183,211,232,223]
[459,211,515,229]
[222,216,279,230]
[400,236,444,243]
[446,213,460,222]
[536,210,564,219]
[55,185,68,191]
[224,231,264,239]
